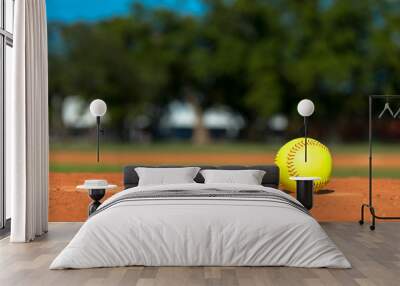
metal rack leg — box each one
[369,207,376,231]
[359,204,367,225]
[359,203,400,230]
[359,204,376,230]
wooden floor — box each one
[0,222,399,286]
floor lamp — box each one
[90,99,107,162]
[297,99,315,162]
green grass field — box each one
[50,141,400,154]
[50,141,285,153]
[50,142,400,178]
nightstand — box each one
[77,180,117,215]
[289,177,321,210]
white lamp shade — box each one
[90,99,107,117]
[297,99,315,117]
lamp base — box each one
[296,180,313,210]
[88,189,105,215]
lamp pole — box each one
[297,99,314,163]
[90,99,107,163]
[304,116,308,162]
[96,116,100,162]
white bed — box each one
[50,183,350,269]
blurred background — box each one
[48,0,400,145]
[47,0,400,221]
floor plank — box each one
[0,222,399,286]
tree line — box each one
[48,0,400,143]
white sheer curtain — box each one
[7,0,49,242]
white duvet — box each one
[50,183,351,269]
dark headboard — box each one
[123,165,280,189]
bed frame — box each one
[123,165,280,189]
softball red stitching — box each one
[286,139,329,182]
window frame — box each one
[0,0,13,232]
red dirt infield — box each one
[49,172,400,222]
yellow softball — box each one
[275,138,332,192]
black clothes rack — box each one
[359,95,400,230]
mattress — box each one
[50,183,350,269]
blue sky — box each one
[47,0,204,22]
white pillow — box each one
[200,169,266,185]
[135,167,201,186]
